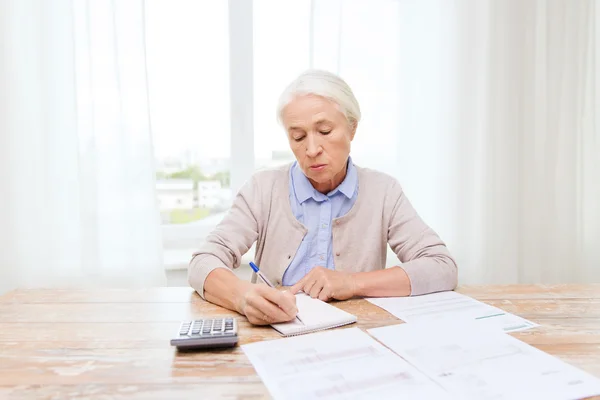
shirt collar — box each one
[291,157,357,204]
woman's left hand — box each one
[290,267,357,301]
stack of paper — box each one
[242,327,453,400]
[367,290,538,332]
[368,322,600,400]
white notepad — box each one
[270,293,357,337]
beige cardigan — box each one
[188,163,458,298]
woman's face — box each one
[281,94,355,194]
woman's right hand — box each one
[236,284,298,325]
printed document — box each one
[367,290,538,332]
[242,327,453,400]
[368,322,600,400]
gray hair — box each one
[276,69,361,128]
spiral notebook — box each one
[270,293,357,337]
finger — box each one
[247,302,283,324]
[245,306,270,325]
[259,287,298,317]
[309,280,324,299]
[290,275,310,294]
[303,278,318,297]
[250,293,295,322]
[280,290,298,310]
[318,285,332,301]
[289,282,301,294]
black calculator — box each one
[170,317,238,350]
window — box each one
[145,0,232,269]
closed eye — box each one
[319,130,331,135]
[293,135,306,142]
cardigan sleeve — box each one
[386,181,458,295]
[188,176,260,299]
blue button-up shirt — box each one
[281,157,359,286]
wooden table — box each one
[1,284,599,399]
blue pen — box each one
[249,261,275,288]
[249,261,303,324]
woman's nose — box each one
[305,135,322,157]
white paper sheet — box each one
[368,322,600,400]
[367,290,538,332]
[242,327,454,400]
[270,293,357,336]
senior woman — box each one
[189,70,457,325]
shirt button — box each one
[336,252,340,257]
[320,255,324,261]
[322,223,327,228]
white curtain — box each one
[449,0,600,284]
[1,0,598,294]
[0,0,165,294]
[310,0,599,284]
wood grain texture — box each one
[1,285,599,399]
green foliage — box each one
[211,170,230,187]
[157,165,230,188]
[169,208,210,224]
[168,165,204,182]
